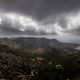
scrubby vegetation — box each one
[0,44,80,80]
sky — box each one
[0,0,80,43]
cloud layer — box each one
[0,0,80,43]
[0,12,57,36]
[0,0,80,20]
[0,11,80,38]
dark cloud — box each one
[64,27,80,35]
[0,0,80,43]
[58,16,68,29]
[0,0,80,20]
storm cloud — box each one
[0,0,80,20]
[0,0,80,42]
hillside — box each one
[0,38,22,49]
[0,43,79,80]
[11,37,79,49]
[0,37,79,80]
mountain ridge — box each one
[10,37,79,49]
[0,37,78,49]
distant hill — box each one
[0,37,78,49]
[11,37,79,49]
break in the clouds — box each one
[0,0,80,42]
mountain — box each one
[0,37,78,49]
[0,37,79,79]
[11,37,79,49]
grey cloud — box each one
[0,0,80,20]
[58,16,68,29]
[0,16,57,36]
[64,27,80,35]
[56,12,80,36]
[0,0,80,43]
